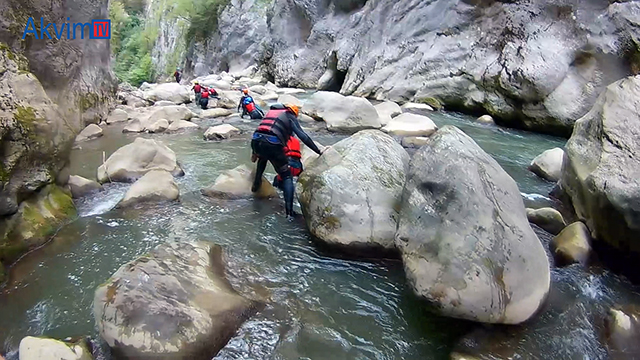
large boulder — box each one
[300,141,325,168]
[118,170,179,208]
[382,113,438,137]
[143,83,190,104]
[147,105,195,124]
[277,94,303,107]
[249,84,267,95]
[560,76,640,256]
[302,91,381,133]
[97,138,184,183]
[106,109,129,124]
[19,336,92,360]
[122,119,145,133]
[167,120,199,132]
[74,124,103,143]
[551,222,592,266]
[146,119,169,133]
[526,207,566,235]
[94,241,261,359]
[67,175,102,198]
[396,126,550,324]
[298,130,409,252]
[201,165,277,199]
[529,148,564,182]
[374,101,402,126]
[216,91,243,109]
[204,125,241,140]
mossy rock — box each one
[416,96,443,110]
[0,185,77,264]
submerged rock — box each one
[204,124,241,140]
[526,207,566,235]
[302,91,381,133]
[396,126,550,324]
[551,222,592,266]
[561,76,640,261]
[476,115,495,124]
[118,170,179,208]
[530,148,564,182]
[374,101,402,125]
[19,336,92,360]
[143,83,190,104]
[106,109,129,124]
[97,138,184,183]
[201,165,277,199]
[382,113,438,137]
[74,124,103,143]
[67,175,102,198]
[94,242,261,359]
[298,130,409,253]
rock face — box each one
[118,170,179,208]
[0,185,76,274]
[298,130,409,252]
[201,165,277,199]
[185,0,640,137]
[560,76,640,256]
[97,138,184,183]
[396,126,550,324]
[94,241,261,359]
[526,207,566,235]
[19,336,92,360]
[374,101,402,126]
[67,175,102,198]
[551,222,592,266]
[204,125,241,140]
[143,83,190,104]
[529,148,564,182]
[302,91,381,133]
[382,113,438,137]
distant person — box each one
[238,89,263,119]
[192,81,202,103]
[200,87,210,109]
[272,136,303,191]
[251,103,322,220]
[173,68,182,83]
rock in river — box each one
[118,170,179,208]
[97,138,184,183]
[382,113,438,137]
[106,108,129,124]
[67,175,102,198]
[201,165,277,199]
[302,91,381,133]
[551,222,592,266]
[74,124,103,143]
[529,147,564,182]
[604,306,640,359]
[396,126,550,324]
[94,241,261,359]
[146,119,169,133]
[526,207,566,235]
[560,75,640,258]
[143,82,190,104]
[374,101,402,126]
[204,124,241,140]
[19,336,92,360]
[298,130,409,253]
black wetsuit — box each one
[251,104,321,217]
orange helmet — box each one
[243,89,249,94]
[285,104,299,117]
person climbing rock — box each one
[192,81,202,104]
[272,136,303,191]
[238,89,264,119]
[251,103,322,220]
[173,68,182,83]
[200,87,210,109]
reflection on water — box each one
[2,107,634,360]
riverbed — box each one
[1,106,638,360]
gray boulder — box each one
[94,242,260,359]
[201,165,277,199]
[97,138,184,183]
[526,207,566,235]
[298,130,409,252]
[19,336,92,360]
[67,175,102,198]
[302,91,381,133]
[106,109,129,124]
[143,83,190,104]
[118,170,179,208]
[396,126,550,324]
[560,76,640,256]
[530,148,564,182]
[74,124,103,143]
[551,222,592,266]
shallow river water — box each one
[1,104,639,360]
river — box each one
[1,104,639,360]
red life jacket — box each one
[193,84,202,93]
[284,137,301,158]
[201,90,209,99]
[256,108,290,144]
[246,102,256,112]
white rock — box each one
[201,164,277,199]
[303,91,381,133]
[122,119,145,133]
[204,124,241,140]
[153,100,177,107]
[401,102,434,112]
[118,170,179,207]
[201,108,233,118]
[146,119,169,133]
[530,147,565,182]
[277,94,303,107]
[167,120,199,132]
[19,336,92,360]
[477,115,495,124]
[382,113,438,137]
[375,101,403,125]
[67,175,102,198]
[147,105,195,124]
[143,83,190,104]
[75,124,103,143]
[106,109,129,124]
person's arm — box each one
[290,115,322,155]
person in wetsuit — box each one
[192,81,202,104]
[272,136,303,191]
[251,103,322,220]
[238,89,264,119]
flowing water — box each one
[1,104,638,360]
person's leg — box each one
[251,140,268,193]
[266,145,294,217]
